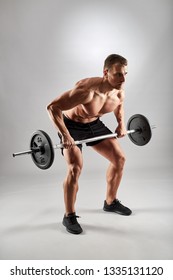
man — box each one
[47,54,132,234]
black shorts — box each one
[58,115,113,155]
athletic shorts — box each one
[58,115,113,155]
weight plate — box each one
[30,130,54,170]
[127,114,152,146]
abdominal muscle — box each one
[63,106,103,123]
[63,91,120,123]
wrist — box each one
[118,122,125,127]
[61,131,70,137]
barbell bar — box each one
[13,129,136,157]
[12,114,156,170]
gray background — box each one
[0,0,173,260]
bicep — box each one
[114,100,125,120]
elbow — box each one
[46,103,52,112]
[46,104,55,118]
[46,103,55,113]
[46,103,61,115]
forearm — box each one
[114,104,125,127]
[114,103,127,138]
[47,104,70,137]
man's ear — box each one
[103,68,108,77]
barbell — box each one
[12,114,156,170]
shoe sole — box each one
[103,208,132,216]
[62,221,83,234]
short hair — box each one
[103,54,128,70]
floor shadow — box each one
[132,207,173,214]
[81,223,126,236]
[1,222,59,236]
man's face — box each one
[104,63,128,89]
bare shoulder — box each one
[75,77,102,90]
[66,77,102,105]
[117,89,125,102]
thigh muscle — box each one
[91,138,125,165]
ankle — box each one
[65,212,75,217]
[106,198,116,205]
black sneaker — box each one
[103,199,132,216]
[62,212,83,234]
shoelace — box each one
[67,215,81,225]
[114,200,127,209]
[112,199,121,204]
[111,199,125,208]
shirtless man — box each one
[47,54,132,234]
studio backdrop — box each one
[0,0,172,179]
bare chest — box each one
[80,91,121,117]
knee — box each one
[113,154,126,171]
[118,154,126,170]
[68,164,82,180]
[120,154,126,165]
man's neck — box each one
[99,77,115,93]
